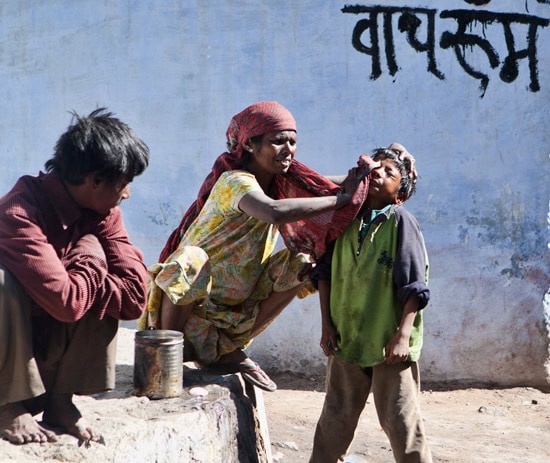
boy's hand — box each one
[320,323,339,357]
[385,331,410,365]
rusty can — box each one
[133,329,183,399]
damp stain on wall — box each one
[458,184,547,281]
[147,200,181,228]
[463,187,541,249]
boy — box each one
[309,148,432,463]
[0,108,149,445]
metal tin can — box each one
[133,329,183,399]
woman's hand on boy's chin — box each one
[341,162,378,198]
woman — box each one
[141,101,398,391]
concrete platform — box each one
[0,328,272,463]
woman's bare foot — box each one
[217,349,247,365]
[214,350,277,391]
[42,393,104,446]
[0,401,58,444]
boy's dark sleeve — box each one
[311,240,335,288]
[393,208,430,309]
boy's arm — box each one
[394,209,430,310]
[318,280,339,356]
[387,209,430,364]
[312,241,339,356]
[385,295,419,364]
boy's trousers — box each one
[0,262,118,408]
[309,355,432,463]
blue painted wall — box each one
[1,0,548,386]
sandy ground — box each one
[264,371,550,463]
[1,328,549,462]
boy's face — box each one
[366,158,404,209]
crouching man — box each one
[0,108,150,445]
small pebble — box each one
[189,387,209,397]
[522,399,538,405]
[273,441,299,451]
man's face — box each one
[87,176,131,215]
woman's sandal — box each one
[238,361,277,392]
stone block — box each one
[0,328,272,463]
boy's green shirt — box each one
[325,205,429,367]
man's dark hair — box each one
[45,108,150,185]
[372,147,416,199]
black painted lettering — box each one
[342,5,444,80]
[440,10,549,95]
[342,4,549,97]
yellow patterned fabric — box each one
[140,171,310,364]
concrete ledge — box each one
[0,329,272,463]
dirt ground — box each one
[1,328,548,462]
[263,371,550,463]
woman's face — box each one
[250,130,297,175]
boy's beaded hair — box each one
[371,147,416,200]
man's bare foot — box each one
[42,393,104,445]
[0,401,58,444]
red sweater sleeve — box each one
[0,184,147,322]
[90,209,148,321]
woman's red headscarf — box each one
[158,101,371,263]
